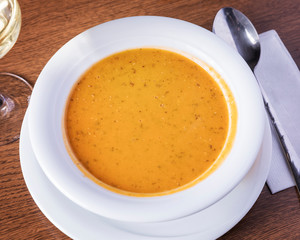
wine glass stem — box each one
[0,93,15,119]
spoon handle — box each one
[261,88,300,193]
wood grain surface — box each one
[1,0,300,239]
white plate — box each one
[20,110,272,240]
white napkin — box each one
[254,30,300,194]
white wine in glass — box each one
[0,0,32,146]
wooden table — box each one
[1,0,299,239]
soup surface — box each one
[65,48,232,195]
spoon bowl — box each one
[213,7,260,70]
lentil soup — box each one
[64,48,237,196]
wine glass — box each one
[0,0,32,146]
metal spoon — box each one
[212,7,300,194]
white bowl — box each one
[28,16,265,222]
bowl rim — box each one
[28,16,266,222]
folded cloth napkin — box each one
[254,30,300,194]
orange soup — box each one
[64,48,236,196]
